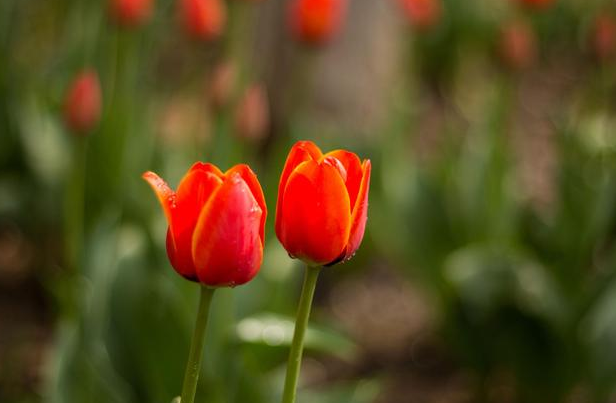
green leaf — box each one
[235,313,357,361]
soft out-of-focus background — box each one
[3,0,616,401]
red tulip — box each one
[275,141,371,266]
[591,15,616,61]
[289,0,347,46]
[109,0,153,27]
[63,70,102,135]
[498,20,536,71]
[234,84,269,141]
[514,0,556,11]
[143,162,266,287]
[180,0,226,41]
[398,0,441,31]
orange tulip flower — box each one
[275,141,371,267]
[109,0,153,27]
[143,162,266,287]
[180,0,226,41]
[63,69,102,135]
[289,0,347,46]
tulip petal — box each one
[275,141,322,238]
[165,227,197,280]
[169,164,223,279]
[225,164,267,246]
[279,159,351,266]
[323,150,362,209]
[192,173,263,287]
[344,159,371,261]
[142,171,176,229]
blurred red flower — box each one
[63,70,102,135]
[180,0,226,41]
[234,84,270,141]
[276,141,371,267]
[398,0,441,31]
[109,0,153,27]
[591,15,616,61]
[289,0,347,46]
[498,20,537,71]
[143,163,266,287]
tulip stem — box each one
[281,265,321,403]
[181,285,215,403]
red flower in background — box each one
[143,163,266,287]
[398,0,441,31]
[498,20,537,71]
[289,0,347,46]
[234,84,270,141]
[591,15,616,61]
[63,70,102,135]
[109,0,153,27]
[515,0,556,11]
[275,141,371,267]
[180,0,226,41]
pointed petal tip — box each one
[363,159,372,171]
[189,161,224,177]
[292,140,322,159]
[142,170,157,181]
[142,171,173,196]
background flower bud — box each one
[63,69,102,135]
[288,0,347,46]
[234,84,270,142]
[498,20,537,71]
[109,0,153,28]
[398,0,441,31]
[180,0,226,41]
[591,15,616,61]
[207,61,237,111]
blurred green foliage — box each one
[3,0,616,402]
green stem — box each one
[181,286,215,403]
[63,136,87,318]
[281,265,321,403]
[64,136,87,273]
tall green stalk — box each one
[281,265,321,403]
[63,136,87,317]
[181,286,216,403]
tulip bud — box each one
[498,20,536,71]
[289,0,347,46]
[109,0,153,27]
[180,0,226,41]
[234,84,269,142]
[143,162,266,286]
[514,0,556,11]
[207,61,237,111]
[63,70,102,135]
[398,0,441,31]
[591,15,616,61]
[275,141,371,267]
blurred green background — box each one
[3,0,616,402]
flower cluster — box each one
[143,141,371,287]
